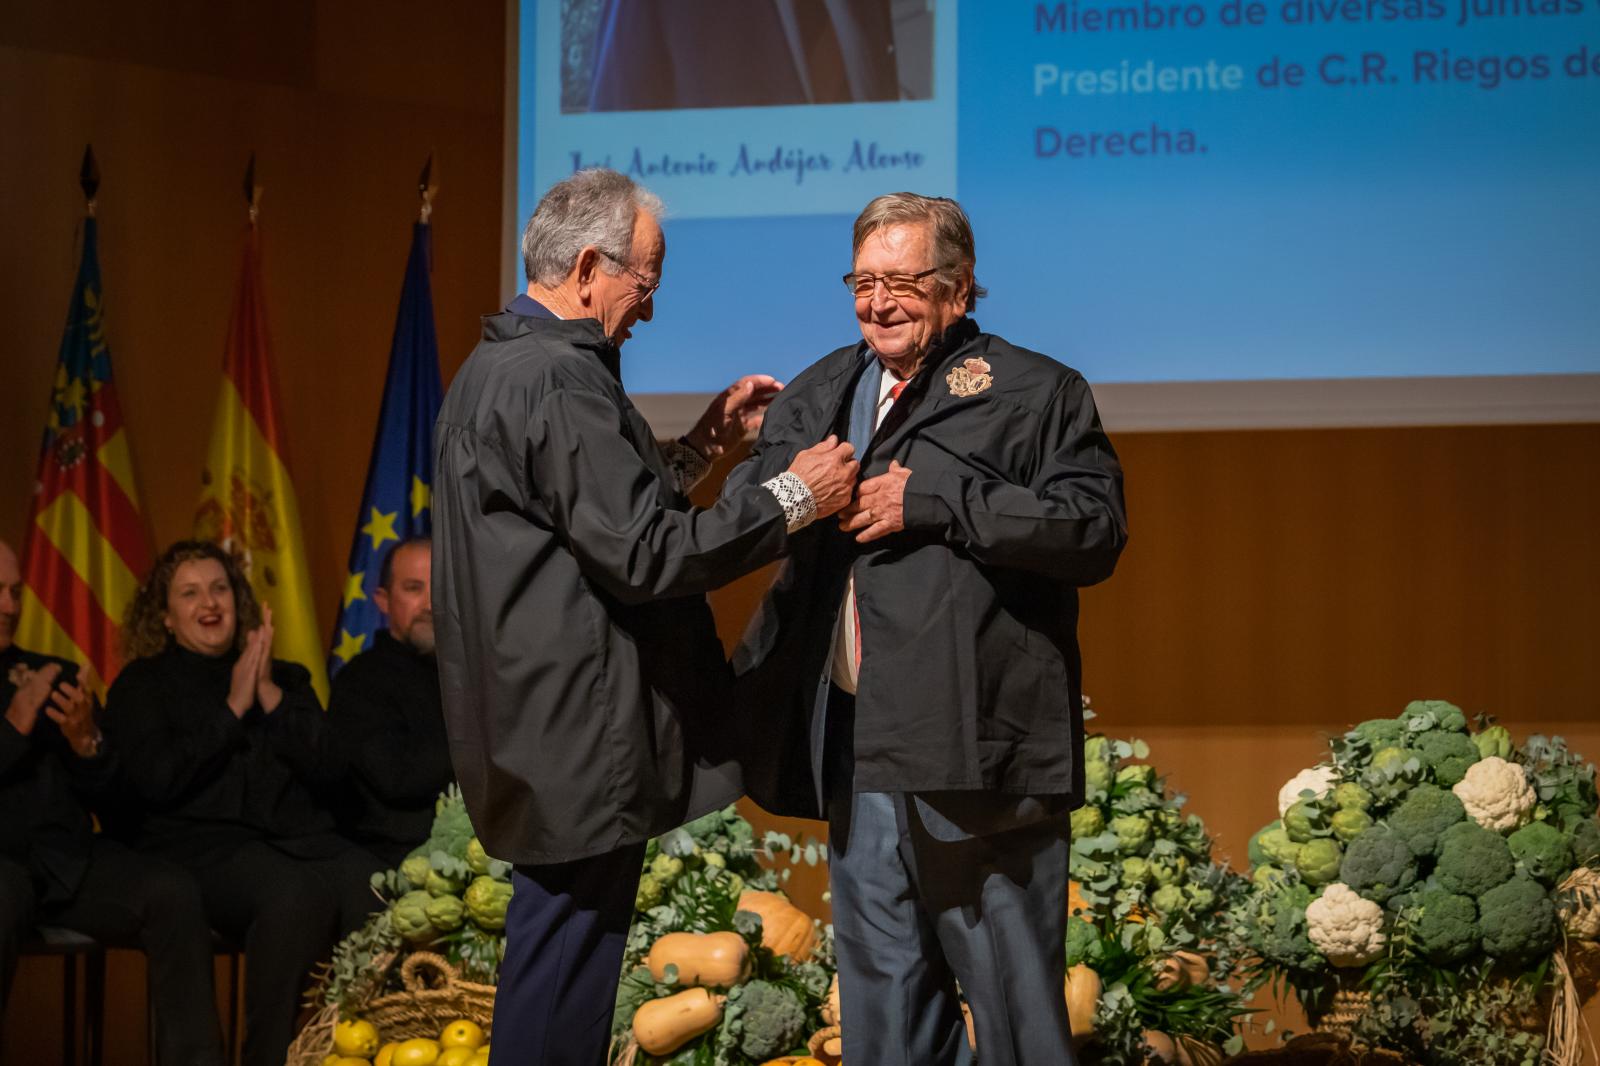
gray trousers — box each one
[823,689,1078,1066]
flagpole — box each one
[244,151,262,226]
[419,151,438,224]
[80,144,99,218]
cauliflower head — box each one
[1278,766,1340,818]
[1306,883,1387,967]
[1452,756,1535,833]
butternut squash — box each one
[645,931,749,987]
[632,988,725,1055]
[1064,963,1102,1038]
[736,891,819,960]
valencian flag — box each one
[194,221,329,701]
[327,221,443,676]
[19,215,153,692]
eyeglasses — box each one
[600,251,660,299]
[842,267,939,298]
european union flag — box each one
[328,222,444,676]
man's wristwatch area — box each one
[762,472,817,533]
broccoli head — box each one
[1434,820,1514,897]
[1413,889,1478,964]
[1478,877,1558,961]
[1295,839,1345,886]
[1414,730,1481,788]
[1388,784,1467,857]
[1567,818,1600,866]
[1473,724,1513,761]
[1258,883,1323,973]
[1339,826,1418,903]
[1330,807,1374,843]
[1065,915,1104,968]
[1401,699,1468,734]
[1333,782,1375,812]
[1507,821,1571,884]
[1352,718,1406,754]
[733,980,810,1060]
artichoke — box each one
[464,876,514,931]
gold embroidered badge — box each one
[946,357,993,398]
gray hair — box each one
[852,192,987,312]
[521,169,664,285]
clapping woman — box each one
[104,541,382,1066]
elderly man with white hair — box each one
[432,168,858,1064]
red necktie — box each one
[853,379,909,675]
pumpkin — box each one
[645,931,749,987]
[632,988,725,1055]
[1152,949,1210,992]
[820,974,840,1026]
[1067,879,1091,917]
[1064,963,1102,1038]
[736,890,819,960]
[1143,1030,1179,1064]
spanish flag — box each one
[18,216,153,693]
[194,223,329,701]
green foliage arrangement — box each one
[1228,701,1600,1065]
[1064,705,1256,1063]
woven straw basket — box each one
[285,952,495,1066]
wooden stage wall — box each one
[3,1,1598,1059]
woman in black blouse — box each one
[105,541,382,1066]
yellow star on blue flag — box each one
[327,221,443,678]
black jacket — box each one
[328,631,452,865]
[103,645,347,865]
[726,320,1127,819]
[432,308,791,865]
[0,645,112,902]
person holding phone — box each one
[0,538,224,1065]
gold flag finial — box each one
[80,144,100,217]
[418,151,439,223]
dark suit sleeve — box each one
[0,719,27,779]
[103,667,244,808]
[330,670,451,807]
[262,663,342,786]
[901,375,1127,585]
[524,386,789,605]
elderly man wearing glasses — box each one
[725,192,1129,1065]
[433,168,860,1065]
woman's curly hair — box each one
[121,540,262,660]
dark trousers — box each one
[0,854,37,1049]
[489,843,646,1066]
[2,842,226,1066]
[191,841,383,1066]
[823,688,1078,1066]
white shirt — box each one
[830,369,907,694]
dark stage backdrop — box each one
[3,2,1598,1061]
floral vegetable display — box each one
[1062,706,1256,1063]
[1228,700,1600,1066]
[610,805,835,1065]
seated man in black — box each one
[329,537,453,868]
[0,538,223,1064]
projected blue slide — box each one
[517,1,1600,394]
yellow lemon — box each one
[334,1019,381,1059]
[333,1059,374,1066]
[321,1056,341,1066]
[465,1052,490,1066]
[439,1020,485,1051]
[435,1049,475,1066]
[375,1043,400,1066]
[392,1038,442,1066]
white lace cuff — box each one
[762,472,817,533]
